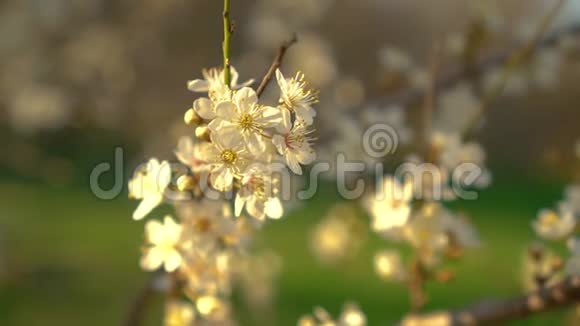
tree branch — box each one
[367,22,580,109]
[256,35,298,97]
[400,276,580,326]
[122,273,160,326]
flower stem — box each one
[222,0,232,87]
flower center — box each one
[238,113,254,130]
[542,211,559,226]
[220,149,237,164]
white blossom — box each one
[272,121,316,175]
[140,216,183,272]
[129,158,172,220]
[532,206,576,241]
[374,250,407,282]
[235,164,284,221]
[276,69,318,127]
[187,66,253,103]
[209,87,282,154]
[200,131,251,191]
[566,238,580,276]
[563,185,580,216]
[365,176,414,234]
[174,136,210,173]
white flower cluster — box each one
[365,180,481,281]
[531,188,580,277]
[127,65,318,325]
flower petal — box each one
[215,101,238,119]
[133,196,162,220]
[140,247,165,271]
[234,87,258,112]
[194,97,215,119]
[164,250,182,272]
[187,79,209,92]
[265,197,283,219]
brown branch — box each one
[256,35,298,97]
[400,276,580,326]
[461,0,566,138]
[367,22,580,110]
[122,273,160,326]
[407,255,428,312]
[421,44,443,162]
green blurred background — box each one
[1,0,580,325]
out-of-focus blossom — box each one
[566,238,580,276]
[194,295,233,324]
[365,176,414,233]
[379,47,413,73]
[177,200,250,254]
[361,106,413,145]
[399,202,480,266]
[164,300,196,326]
[522,244,563,291]
[434,84,481,134]
[532,206,576,241]
[141,216,183,272]
[129,158,172,220]
[299,303,366,326]
[430,131,492,193]
[374,249,407,282]
[432,132,486,169]
[483,48,562,96]
[378,47,428,89]
[7,85,71,133]
[235,165,284,221]
[563,185,580,215]
[329,118,380,172]
[181,251,234,299]
[310,204,365,264]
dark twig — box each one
[421,44,443,162]
[256,35,298,97]
[122,273,160,326]
[400,276,580,326]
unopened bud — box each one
[177,175,197,192]
[195,126,211,142]
[184,108,203,125]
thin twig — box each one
[421,44,443,162]
[461,0,566,138]
[400,275,580,326]
[367,21,580,110]
[407,255,428,312]
[256,35,298,97]
[122,273,160,326]
[222,0,232,87]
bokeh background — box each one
[1,0,580,325]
